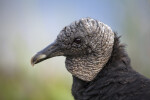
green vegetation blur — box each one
[0,0,150,100]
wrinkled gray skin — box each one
[31,18,114,81]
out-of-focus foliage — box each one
[0,0,150,100]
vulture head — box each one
[31,18,114,81]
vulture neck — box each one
[71,33,134,99]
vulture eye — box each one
[74,38,82,44]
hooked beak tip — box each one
[31,54,47,67]
[31,58,35,67]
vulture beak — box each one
[31,41,63,66]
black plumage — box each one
[31,18,150,100]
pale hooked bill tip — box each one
[31,54,47,67]
[31,61,35,67]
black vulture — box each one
[31,18,150,100]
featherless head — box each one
[31,18,114,81]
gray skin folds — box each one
[62,18,114,81]
[31,18,114,81]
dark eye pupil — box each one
[74,38,81,44]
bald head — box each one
[31,18,114,81]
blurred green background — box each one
[0,0,150,100]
